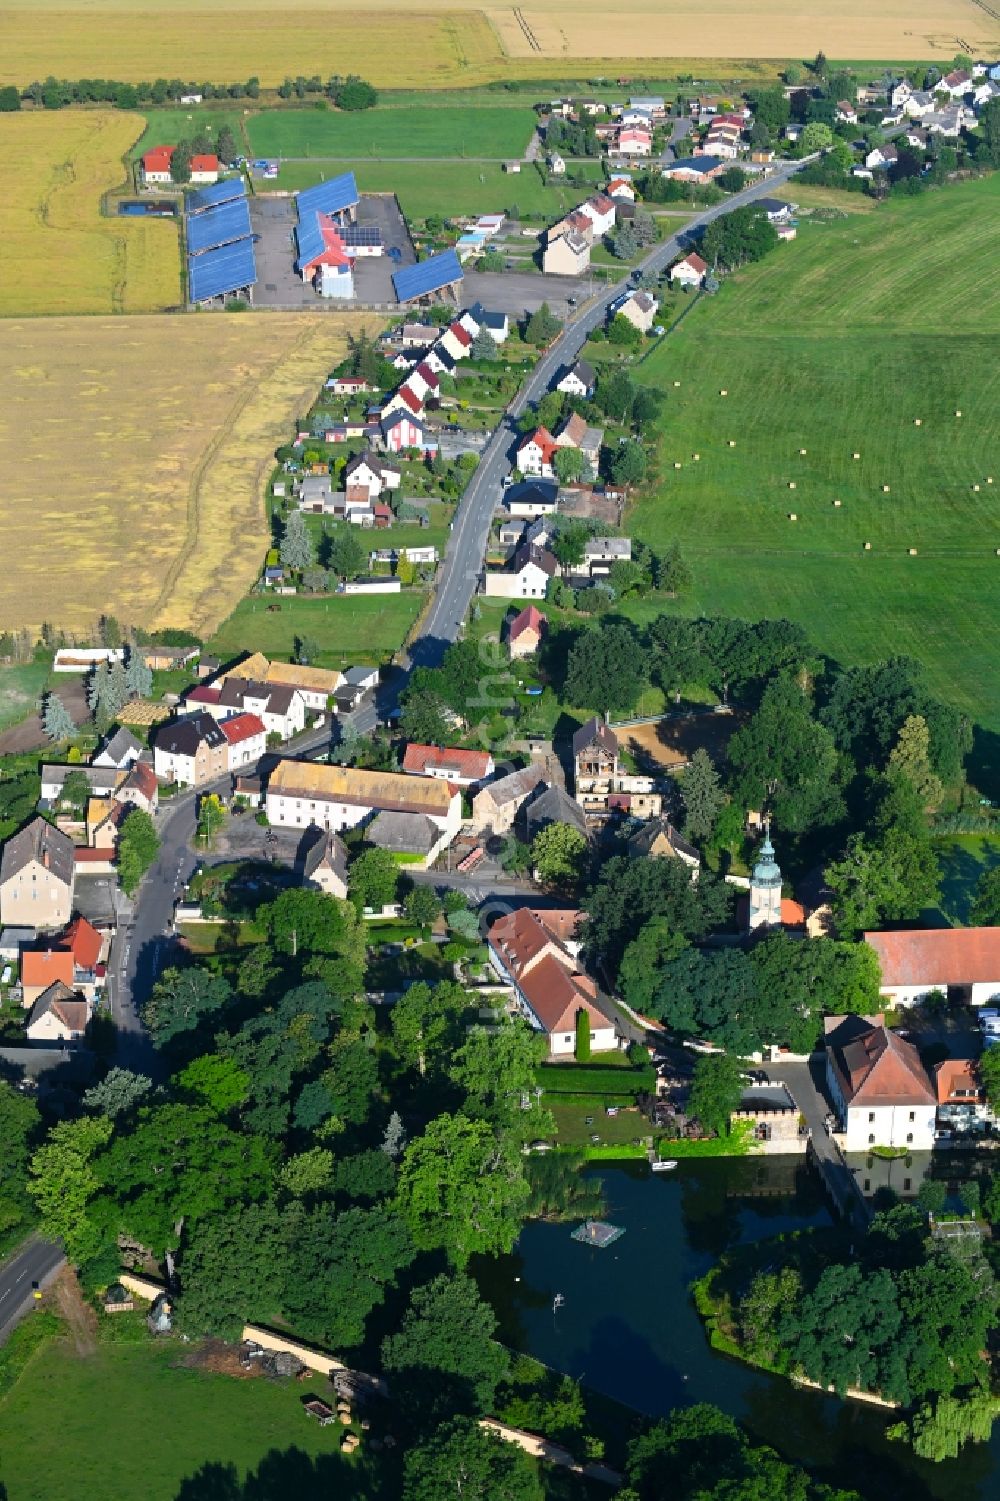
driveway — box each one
[461,270,585,319]
[250,192,414,308]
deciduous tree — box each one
[396,1112,529,1265]
[383,1273,511,1414]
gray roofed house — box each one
[0,927,36,960]
[471,763,547,835]
[365,810,440,856]
[627,817,700,869]
[523,783,589,841]
[572,717,618,761]
[26,980,90,1042]
[299,827,349,899]
[0,817,75,889]
[0,817,76,930]
[344,666,379,690]
[40,763,122,804]
[93,727,144,769]
[155,713,226,757]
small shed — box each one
[104,1283,134,1314]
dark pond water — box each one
[118,199,177,216]
[477,1160,1000,1501]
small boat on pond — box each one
[651,1160,678,1172]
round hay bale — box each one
[673,380,681,388]
[799,448,807,455]
[833,499,842,507]
[853,452,861,460]
[988,477,994,484]
[788,513,798,521]
[973,484,980,492]
[908,548,918,556]
[863,541,872,551]
[692,452,700,461]
[720,389,728,396]
[674,461,682,469]
[956,410,962,417]
[914,418,922,426]
[728,439,736,447]
[788,481,796,490]
[882,485,890,493]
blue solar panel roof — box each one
[294,212,325,274]
[392,250,463,303]
[295,172,359,218]
[186,198,252,254]
[188,239,257,301]
[188,176,246,213]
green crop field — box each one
[247,105,537,161]
[0,1338,381,1501]
[271,158,603,220]
[630,176,1000,732]
[205,589,424,669]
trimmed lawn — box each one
[0,1338,385,1501]
[550,1100,650,1148]
[270,159,604,220]
[629,176,1000,731]
[248,106,537,160]
[0,659,51,732]
[205,589,423,669]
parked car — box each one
[388,246,403,263]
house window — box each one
[864,1179,871,1191]
[903,1179,912,1191]
[868,1133,875,1144]
[906,1133,913,1144]
[868,1111,875,1122]
[908,1111,915,1122]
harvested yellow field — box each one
[0,111,180,317]
[0,0,997,86]
[486,0,1000,62]
[0,313,381,639]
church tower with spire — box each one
[748,821,783,931]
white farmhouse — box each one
[825,1015,937,1151]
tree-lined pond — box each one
[477,1160,1000,1501]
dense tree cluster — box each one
[731,1205,999,1460]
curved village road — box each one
[408,156,818,672]
[112,157,817,1059]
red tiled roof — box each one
[191,154,220,173]
[186,685,222,704]
[830,1021,936,1107]
[448,321,472,347]
[864,927,1000,987]
[21,949,74,990]
[59,916,102,971]
[402,743,492,779]
[679,252,708,274]
[413,361,440,387]
[124,762,158,802]
[518,426,558,464]
[398,386,423,414]
[220,712,266,746]
[74,847,111,863]
[488,908,604,1035]
[510,604,547,641]
[142,146,174,172]
[934,1057,982,1106]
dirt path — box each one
[51,1268,98,1357]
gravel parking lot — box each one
[250,192,415,308]
[461,269,589,319]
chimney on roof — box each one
[43,849,50,870]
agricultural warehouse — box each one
[186,178,257,304]
[392,249,464,306]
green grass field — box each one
[0,658,50,731]
[130,105,249,159]
[247,105,537,160]
[270,158,602,219]
[630,176,1000,731]
[0,1338,381,1501]
[205,589,423,669]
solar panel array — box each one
[186,196,252,255]
[392,250,463,304]
[188,176,247,214]
[188,238,257,302]
[296,172,359,219]
[341,224,382,248]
